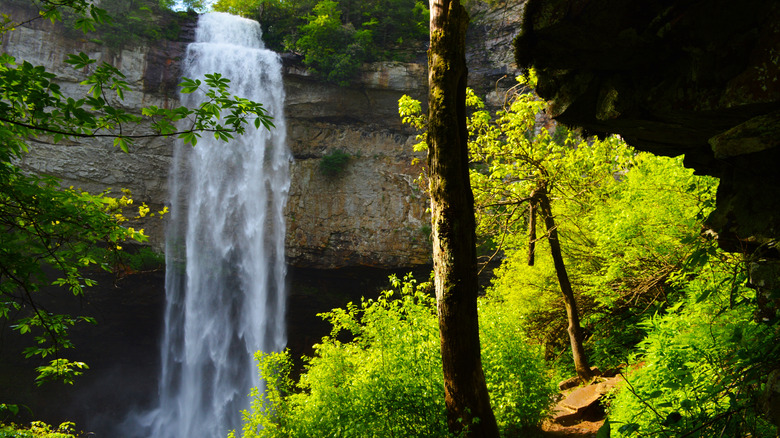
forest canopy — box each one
[212,0,429,84]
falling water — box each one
[128,12,289,438]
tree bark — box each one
[536,186,593,381]
[528,199,537,266]
[427,1,499,436]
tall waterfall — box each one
[135,12,289,438]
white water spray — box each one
[130,12,289,438]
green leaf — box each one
[695,287,713,304]
[661,411,682,426]
[65,52,96,69]
[114,136,130,153]
[596,419,611,438]
[0,403,20,416]
[617,423,639,435]
[179,77,201,94]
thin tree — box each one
[427,0,499,436]
[531,185,593,381]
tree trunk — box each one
[528,198,537,266]
[536,186,593,381]
[427,0,499,436]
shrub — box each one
[607,260,780,437]
[318,149,352,178]
[0,421,77,438]
[232,274,554,437]
[479,297,556,433]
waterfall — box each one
[128,12,289,438]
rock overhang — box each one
[515,0,780,253]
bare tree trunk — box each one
[528,198,537,266]
[427,0,499,436]
[536,186,593,381]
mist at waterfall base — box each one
[123,12,290,438]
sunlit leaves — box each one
[609,273,778,437]
[113,136,129,153]
[35,359,89,386]
[234,274,553,437]
[0,420,79,437]
[179,77,202,94]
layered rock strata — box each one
[3,0,525,268]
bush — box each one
[607,260,780,437]
[318,149,352,178]
[231,274,554,437]
[0,421,77,438]
[479,298,557,433]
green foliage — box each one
[0,164,147,385]
[400,74,635,255]
[318,148,352,178]
[0,0,273,386]
[400,73,721,372]
[479,297,557,433]
[232,274,554,437]
[608,262,779,437]
[398,72,777,437]
[488,152,719,368]
[0,421,77,438]
[294,0,371,85]
[233,275,447,438]
[214,0,429,84]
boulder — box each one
[552,376,623,426]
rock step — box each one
[552,376,623,426]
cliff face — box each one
[515,0,780,254]
[1,3,186,245]
[283,63,431,268]
[1,5,429,270]
[3,2,523,269]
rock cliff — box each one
[515,0,780,254]
[283,62,431,268]
[3,1,524,269]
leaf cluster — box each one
[232,274,554,437]
[0,421,78,438]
